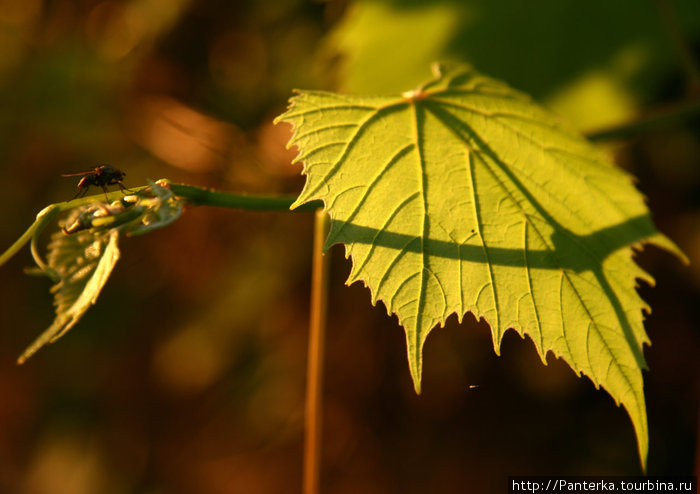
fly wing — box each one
[61,170,95,177]
[61,165,112,177]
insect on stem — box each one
[61,165,131,202]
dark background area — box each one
[0,0,698,492]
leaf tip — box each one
[645,232,689,266]
[412,379,422,395]
[289,195,321,212]
[406,337,424,396]
[16,338,44,365]
[640,453,648,474]
[637,435,649,474]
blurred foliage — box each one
[0,0,698,492]
[326,0,700,130]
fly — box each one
[62,165,131,201]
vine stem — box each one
[304,209,331,494]
[0,205,61,267]
[168,183,321,211]
[0,183,323,269]
[586,97,700,142]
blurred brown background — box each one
[0,0,698,492]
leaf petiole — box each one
[0,205,61,268]
[0,182,323,269]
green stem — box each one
[0,205,61,267]
[168,182,322,212]
[303,210,331,494]
[0,182,323,268]
[587,97,700,142]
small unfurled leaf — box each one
[125,181,183,236]
[276,62,686,468]
[17,212,121,364]
[16,182,184,363]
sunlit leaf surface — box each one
[276,62,685,467]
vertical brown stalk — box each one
[304,210,330,494]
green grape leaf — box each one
[276,62,686,468]
[17,213,121,364]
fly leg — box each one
[118,182,134,194]
[70,187,89,201]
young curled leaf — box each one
[58,182,183,236]
[17,214,121,364]
[125,181,183,236]
[16,182,184,362]
[61,197,144,234]
[15,182,185,363]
